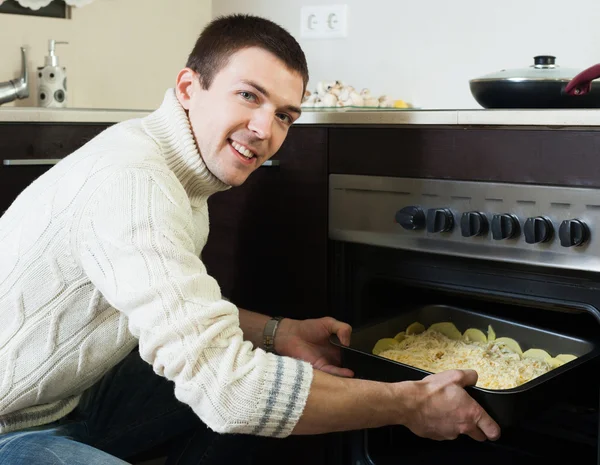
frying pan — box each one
[469,55,600,109]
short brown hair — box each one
[186,14,309,94]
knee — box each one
[0,431,66,465]
[0,430,126,465]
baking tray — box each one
[330,304,600,427]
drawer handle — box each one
[3,159,61,166]
[3,158,278,167]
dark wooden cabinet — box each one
[0,123,109,213]
[0,163,52,215]
[0,123,108,159]
[203,126,330,319]
[329,126,600,187]
[199,126,337,465]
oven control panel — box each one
[329,174,600,272]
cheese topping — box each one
[379,329,553,390]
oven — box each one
[328,174,600,465]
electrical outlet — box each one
[300,4,348,39]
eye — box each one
[276,113,292,124]
[239,91,257,102]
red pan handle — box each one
[565,64,600,96]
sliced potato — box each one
[523,348,552,362]
[494,337,523,355]
[406,322,425,335]
[372,338,400,356]
[556,354,577,363]
[549,357,566,369]
[394,331,406,343]
[428,322,462,340]
[487,325,496,342]
[463,328,487,343]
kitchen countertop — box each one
[2,106,600,127]
[0,107,150,124]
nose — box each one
[248,109,273,141]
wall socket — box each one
[300,4,348,39]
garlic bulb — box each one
[321,93,338,107]
[302,80,410,108]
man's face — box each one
[175,47,304,187]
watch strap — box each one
[263,316,284,354]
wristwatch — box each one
[263,316,284,354]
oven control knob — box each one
[426,208,454,233]
[460,211,489,237]
[491,214,520,240]
[395,206,426,230]
[524,216,554,244]
[559,219,590,247]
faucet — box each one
[0,47,29,105]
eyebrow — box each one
[241,79,302,116]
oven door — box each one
[330,242,600,465]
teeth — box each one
[231,141,254,159]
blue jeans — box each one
[0,350,264,464]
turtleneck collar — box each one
[142,89,230,204]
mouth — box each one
[228,139,257,165]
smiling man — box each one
[0,14,500,465]
[180,45,304,187]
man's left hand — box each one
[274,317,354,378]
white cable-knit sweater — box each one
[0,89,313,437]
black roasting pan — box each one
[330,304,600,427]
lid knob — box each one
[534,55,556,66]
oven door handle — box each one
[3,158,61,166]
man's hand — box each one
[399,369,501,442]
[274,317,354,378]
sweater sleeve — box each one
[73,166,313,437]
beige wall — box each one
[213,0,600,109]
[0,0,211,109]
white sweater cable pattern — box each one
[0,89,313,437]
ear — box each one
[175,68,198,110]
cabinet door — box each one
[203,127,341,465]
[0,123,109,215]
[203,126,329,320]
[0,162,55,215]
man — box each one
[0,14,500,464]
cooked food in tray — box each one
[372,321,578,390]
